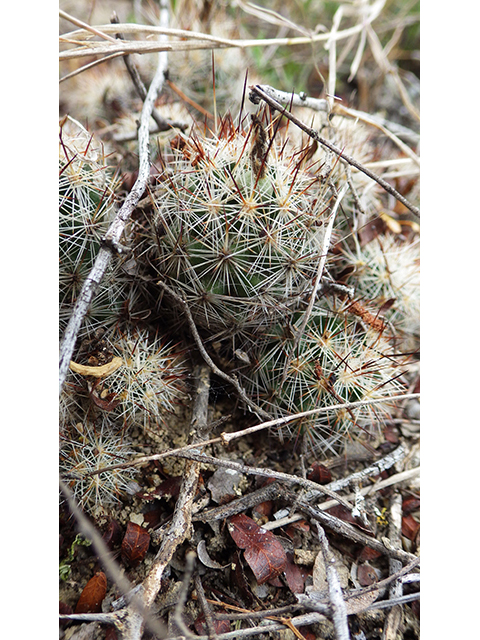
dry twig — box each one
[249,84,420,218]
[59,8,170,394]
[316,523,351,640]
[123,364,210,639]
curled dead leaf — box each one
[69,356,123,379]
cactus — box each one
[241,296,409,454]
[93,327,189,431]
[339,234,420,342]
[60,416,139,515]
[148,111,331,339]
[59,116,125,338]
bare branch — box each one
[59,9,170,394]
[316,523,351,640]
[59,479,166,637]
[156,279,272,421]
[169,450,355,512]
[123,363,210,639]
[279,485,417,565]
[249,84,420,218]
[280,182,348,386]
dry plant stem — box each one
[281,182,348,386]
[279,486,416,565]
[344,557,419,602]
[193,482,283,524]
[258,85,419,155]
[59,9,117,43]
[367,593,420,611]
[166,612,328,640]
[252,84,328,112]
[112,15,186,133]
[194,574,219,640]
[298,557,419,618]
[156,279,272,421]
[334,103,420,165]
[59,479,166,638]
[249,85,420,218]
[173,549,197,638]
[59,4,387,61]
[59,52,126,83]
[256,85,419,164]
[382,492,404,640]
[266,467,419,531]
[58,17,169,394]
[124,364,209,640]
[316,523,351,640]
[328,443,407,491]
[171,451,355,512]
[365,24,419,122]
[84,394,419,479]
[220,393,420,445]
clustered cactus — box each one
[140,109,417,452]
[60,101,419,509]
[59,118,189,513]
[60,417,139,514]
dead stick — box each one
[82,395,419,478]
[156,279,272,421]
[316,523,351,640]
[249,84,420,218]
[279,486,417,564]
[59,21,169,393]
[111,13,187,133]
[124,364,210,639]
[382,492,404,639]
[171,450,355,511]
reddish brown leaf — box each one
[121,522,150,567]
[231,549,255,605]
[357,563,378,587]
[307,462,332,484]
[194,615,231,635]
[326,504,357,525]
[75,571,107,613]
[384,423,400,443]
[252,500,273,521]
[228,514,287,585]
[59,601,73,616]
[59,601,73,628]
[88,384,122,411]
[402,514,420,541]
[102,519,123,550]
[104,626,119,640]
[142,505,164,529]
[402,497,420,514]
[284,554,305,594]
[411,598,420,619]
[289,519,310,533]
[357,546,383,563]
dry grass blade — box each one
[58,13,389,61]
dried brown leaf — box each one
[121,521,150,567]
[228,514,287,585]
[75,571,107,614]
